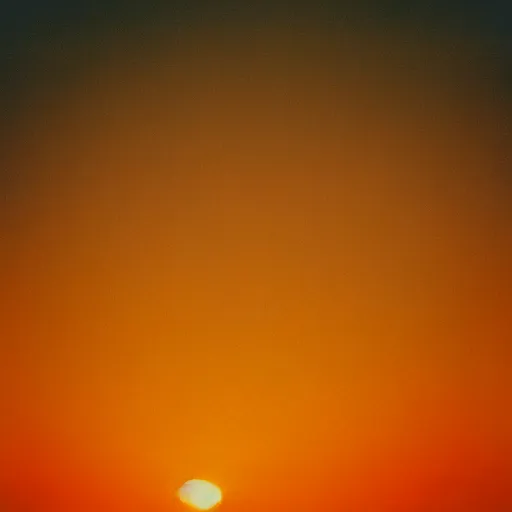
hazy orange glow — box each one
[1,22,511,512]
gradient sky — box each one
[1,5,512,512]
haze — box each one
[2,21,511,511]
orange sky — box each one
[2,23,511,511]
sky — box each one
[1,3,511,511]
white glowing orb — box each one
[178,479,223,510]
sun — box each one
[177,479,223,510]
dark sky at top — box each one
[1,0,511,207]
[1,3,510,84]
[1,2,511,120]
[1,0,512,39]
[2,1,511,59]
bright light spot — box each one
[178,479,223,510]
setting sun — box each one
[178,480,223,510]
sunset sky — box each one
[1,3,511,511]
